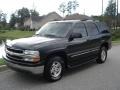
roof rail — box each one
[81,19,100,22]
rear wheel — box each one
[44,56,65,82]
[96,47,107,64]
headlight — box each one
[24,50,40,63]
[24,50,39,55]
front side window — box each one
[36,22,72,38]
[85,22,99,36]
[73,22,87,37]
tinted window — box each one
[95,22,109,32]
[36,22,72,38]
[85,22,99,36]
[73,22,87,37]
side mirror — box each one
[101,30,109,34]
[69,33,82,41]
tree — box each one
[58,0,79,16]
[118,13,120,27]
[0,11,7,29]
[17,7,30,26]
[1,14,7,27]
[58,3,66,17]
[30,9,39,16]
[72,0,79,12]
[66,1,73,15]
[9,7,40,28]
[0,11,4,22]
[105,0,116,18]
[9,14,17,28]
[92,15,103,21]
[104,0,116,28]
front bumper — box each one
[3,54,44,74]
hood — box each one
[6,36,56,50]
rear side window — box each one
[73,22,87,37]
[95,22,109,33]
[85,22,99,36]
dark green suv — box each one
[3,20,112,82]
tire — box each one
[96,46,107,64]
[44,56,65,82]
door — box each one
[84,22,101,60]
[67,22,89,66]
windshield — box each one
[35,22,72,38]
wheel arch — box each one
[46,51,68,68]
[101,42,109,50]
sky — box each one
[0,0,119,22]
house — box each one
[24,12,62,30]
[24,16,44,30]
[64,13,93,21]
[24,12,93,30]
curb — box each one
[0,65,8,72]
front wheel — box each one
[96,47,107,64]
[44,56,65,82]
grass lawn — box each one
[112,29,120,41]
[0,30,35,43]
[112,40,120,44]
[0,58,5,65]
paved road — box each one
[0,45,120,90]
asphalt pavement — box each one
[0,45,120,90]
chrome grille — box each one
[6,53,23,60]
[6,46,24,61]
[7,46,23,53]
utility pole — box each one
[32,0,36,10]
[114,0,117,30]
[102,0,104,21]
[102,0,103,15]
[116,0,119,30]
[83,9,86,15]
[115,0,118,30]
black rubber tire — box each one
[44,56,65,82]
[96,46,107,64]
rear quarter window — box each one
[95,22,110,33]
[85,22,99,36]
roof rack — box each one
[81,19,100,22]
